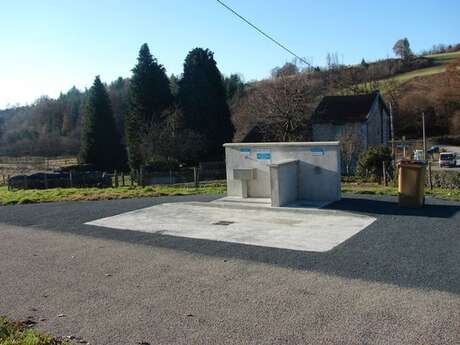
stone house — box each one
[311,91,390,172]
[312,91,390,146]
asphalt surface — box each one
[1,194,460,344]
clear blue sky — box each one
[1,0,459,108]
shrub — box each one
[143,157,180,172]
[429,169,460,188]
[357,146,393,182]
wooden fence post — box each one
[383,161,388,186]
[428,162,433,190]
[139,167,144,187]
[7,175,10,191]
[121,172,125,187]
[114,170,119,188]
[193,167,199,188]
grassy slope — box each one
[0,182,459,206]
[425,51,460,62]
[389,51,460,83]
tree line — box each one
[0,44,244,172]
[1,39,459,168]
[81,44,240,172]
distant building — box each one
[311,91,390,149]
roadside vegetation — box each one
[1,181,459,206]
[0,183,226,205]
[342,182,460,202]
[0,316,68,345]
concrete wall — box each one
[224,142,341,202]
[270,160,299,207]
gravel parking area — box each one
[1,194,460,344]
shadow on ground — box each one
[1,194,459,295]
[327,196,459,218]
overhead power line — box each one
[215,0,312,67]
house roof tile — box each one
[312,91,384,124]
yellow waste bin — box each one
[398,160,427,208]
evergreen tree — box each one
[223,74,245,102]
[79,76,126,171]
[178,48,234,160]
[126,43,173,170]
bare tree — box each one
[326,52,340,70]
[271,62,299,78]
[233,74,327,142]
[338,126,363,175]
[140,106,207,164]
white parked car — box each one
[439,152,457,168]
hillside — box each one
[232,50,460,142]
[388,51,460,83]
[384,59,460,140]
[1,45,459,157]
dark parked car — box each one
[427,146,440,155]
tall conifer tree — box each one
[80,76,126,171]
[126,43,173,170]
[178,48,234,160]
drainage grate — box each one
[212,220,235,226]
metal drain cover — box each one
[212,220,235,226]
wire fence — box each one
[4,162,227,190]
[0,156,77,177]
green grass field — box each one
[0,182,459,206]
[387,51,460,83]
[0,183,226,206]
[391,64,446,82]
[425,50,460,63]
[342,182,460,202]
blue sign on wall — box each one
[256,152,271,160]
[239,147,251,154]
[310,147,325,156]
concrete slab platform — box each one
[214,196,330,209]
[216,196,272,207]
[86,202,376,252]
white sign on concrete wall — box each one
[239,147,251,155]
[256,152,271,160]
[310,147,325,156]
